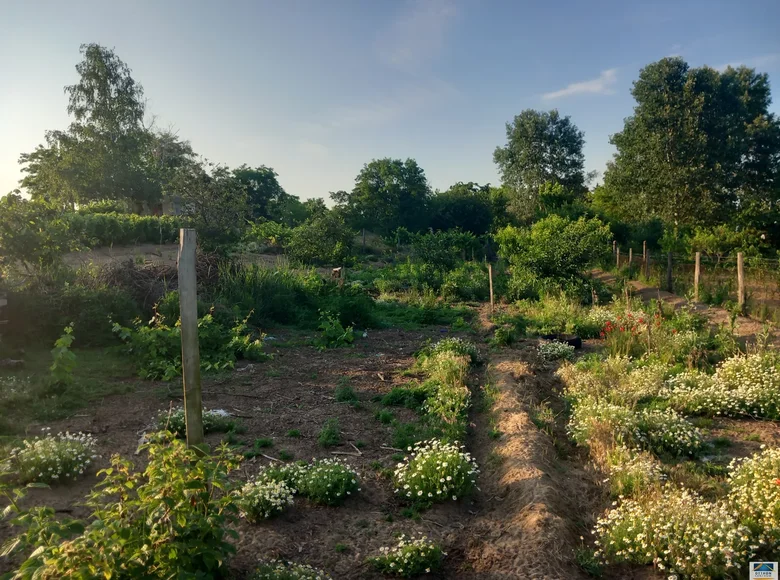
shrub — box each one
[286,212,354,265]
[441,262,490,302]
[727,446,780,548]
[236,479,295,522]
[537,340,575,361]
[593,488,751,578]
[317,418,342,447]
[419,337,479,365]
[381,384,431,411]
[2,433,241,578]
[250,561,332,580]
[157,407,239,437]
[243,220,293,252]
[490,325,516,347]
[368,535,445,577]
[604,446,663,498]
[49,323,76,386]
[315,310,354,350]
[3,428,97,484]
[66,212,182,247]
[296,458,361,506]
[410,229,477,270]
[393,440,479,507]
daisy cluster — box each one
[250,560,332,580]
[237,478,295,522]
[393,439,478,507]
[537,340,575,362]
[6,428,98,484]
[251,458,361,507]
[368,534,445,577]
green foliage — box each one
[368,535,445,577]
[496,215,611,298]
[602,57,780,233]
[376,409,395,424]
[315,310,355,350]
[0,194,73,270]
[296,458,361,506]
[2,433,242,579]
[687,225,768,262]
[114,309,267,380]
[286,429,301,438]
[243,219,293,252]
[334,381,358,403]
[494,109,587,221]
[317,418,342,447]
[286,211,354,265]
[333,158,431,236]
[65,211,182,247]
[429,182,493,235]
[418,337,479,365]
[410,229,477,270]
[49,324,76,387]
[381,383,431,411]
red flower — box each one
[672,329,678,334]
[638,318,644,324]
[775,478,780,486]
[599,331,605,338]
[620,327,625,332]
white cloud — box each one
[376,0,457,73]
[297,140,328,156]
[541,68,618,101]
[714,53,780,72]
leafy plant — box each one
[537,340,575,361]
[296,458,361,506]
[2,432,242,579]
[49,323,76,387]
[317,418,342,447]
[368,534,445,577]
[236,478,295,522]
[315,310,355,350]
[250,561,332,579]
[335,381,358,403]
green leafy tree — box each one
[602,57,780,231]
[334,158,431,235]
[19,44,161,208]
[286,211,354,265]
[493,110,587,221]
[232,165,293,221]
[429,182,493,235]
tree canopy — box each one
[493,109,587,221]
[429,182,493,235]
[601,57,780,230]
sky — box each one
[1,0,779,201]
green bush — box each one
[315,311,355,350]
[410,229,477,269]
[66,212,182,247]
[2,433,242,579]
[368,535,445,577]
[243,220,293,252]
[317,418,342,447]
[4,429,97,485]
[287,212,354,265]
[250,561,332,579]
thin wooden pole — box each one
[628,248,633,268]
[616,247,620,269]
[488,264,494,314]
[645,250,651,279]
[612,240,617,254]
[666,251,673,293]
[642,240,647,263]
[178,228,204,448]
[737,252,745,313]
[694,252,701,302]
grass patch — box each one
[375,409,395,424]
[317,418,342,447]
[286,429,301,438]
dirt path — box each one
[591,270,777,345]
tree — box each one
[333,158,431,235]
[169,160,249,248]
[286,212,354,265]
[602,57,780,231]
[232,165,292,220]
[493,109,586,221]
[429,182,493,235]
[19,44,161,208]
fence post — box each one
[616,247,620,269]
[737,252,745,313]
[613,240,617,255]
[643,240,647,263]
[178,228,204,448]
[666,251,673,293]
[628,248,633,268]
[488,264,494,314]
[645,250,650,279]
[694,252,701,302]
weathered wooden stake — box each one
[645,250,651,279]
[694,252,701,302]
[737,252,745,313]
[488,264,494,314]
[643,240,647,263]
[666,251,673,293]
[616,247,620,269]
[628,248,633,268]
[178,228,204,448]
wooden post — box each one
[628,248,633,268]
[488,264,494,314]
[645,250,650,279]
[642,240,647,263]
[666,251,673,293]
[737,252,745,313]
[612,240,617,254]
[178,229,204,448]
[694,252,701,302]
[616,247,620,269]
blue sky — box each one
[1,0,779,201]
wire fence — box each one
[614,246,780,324]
